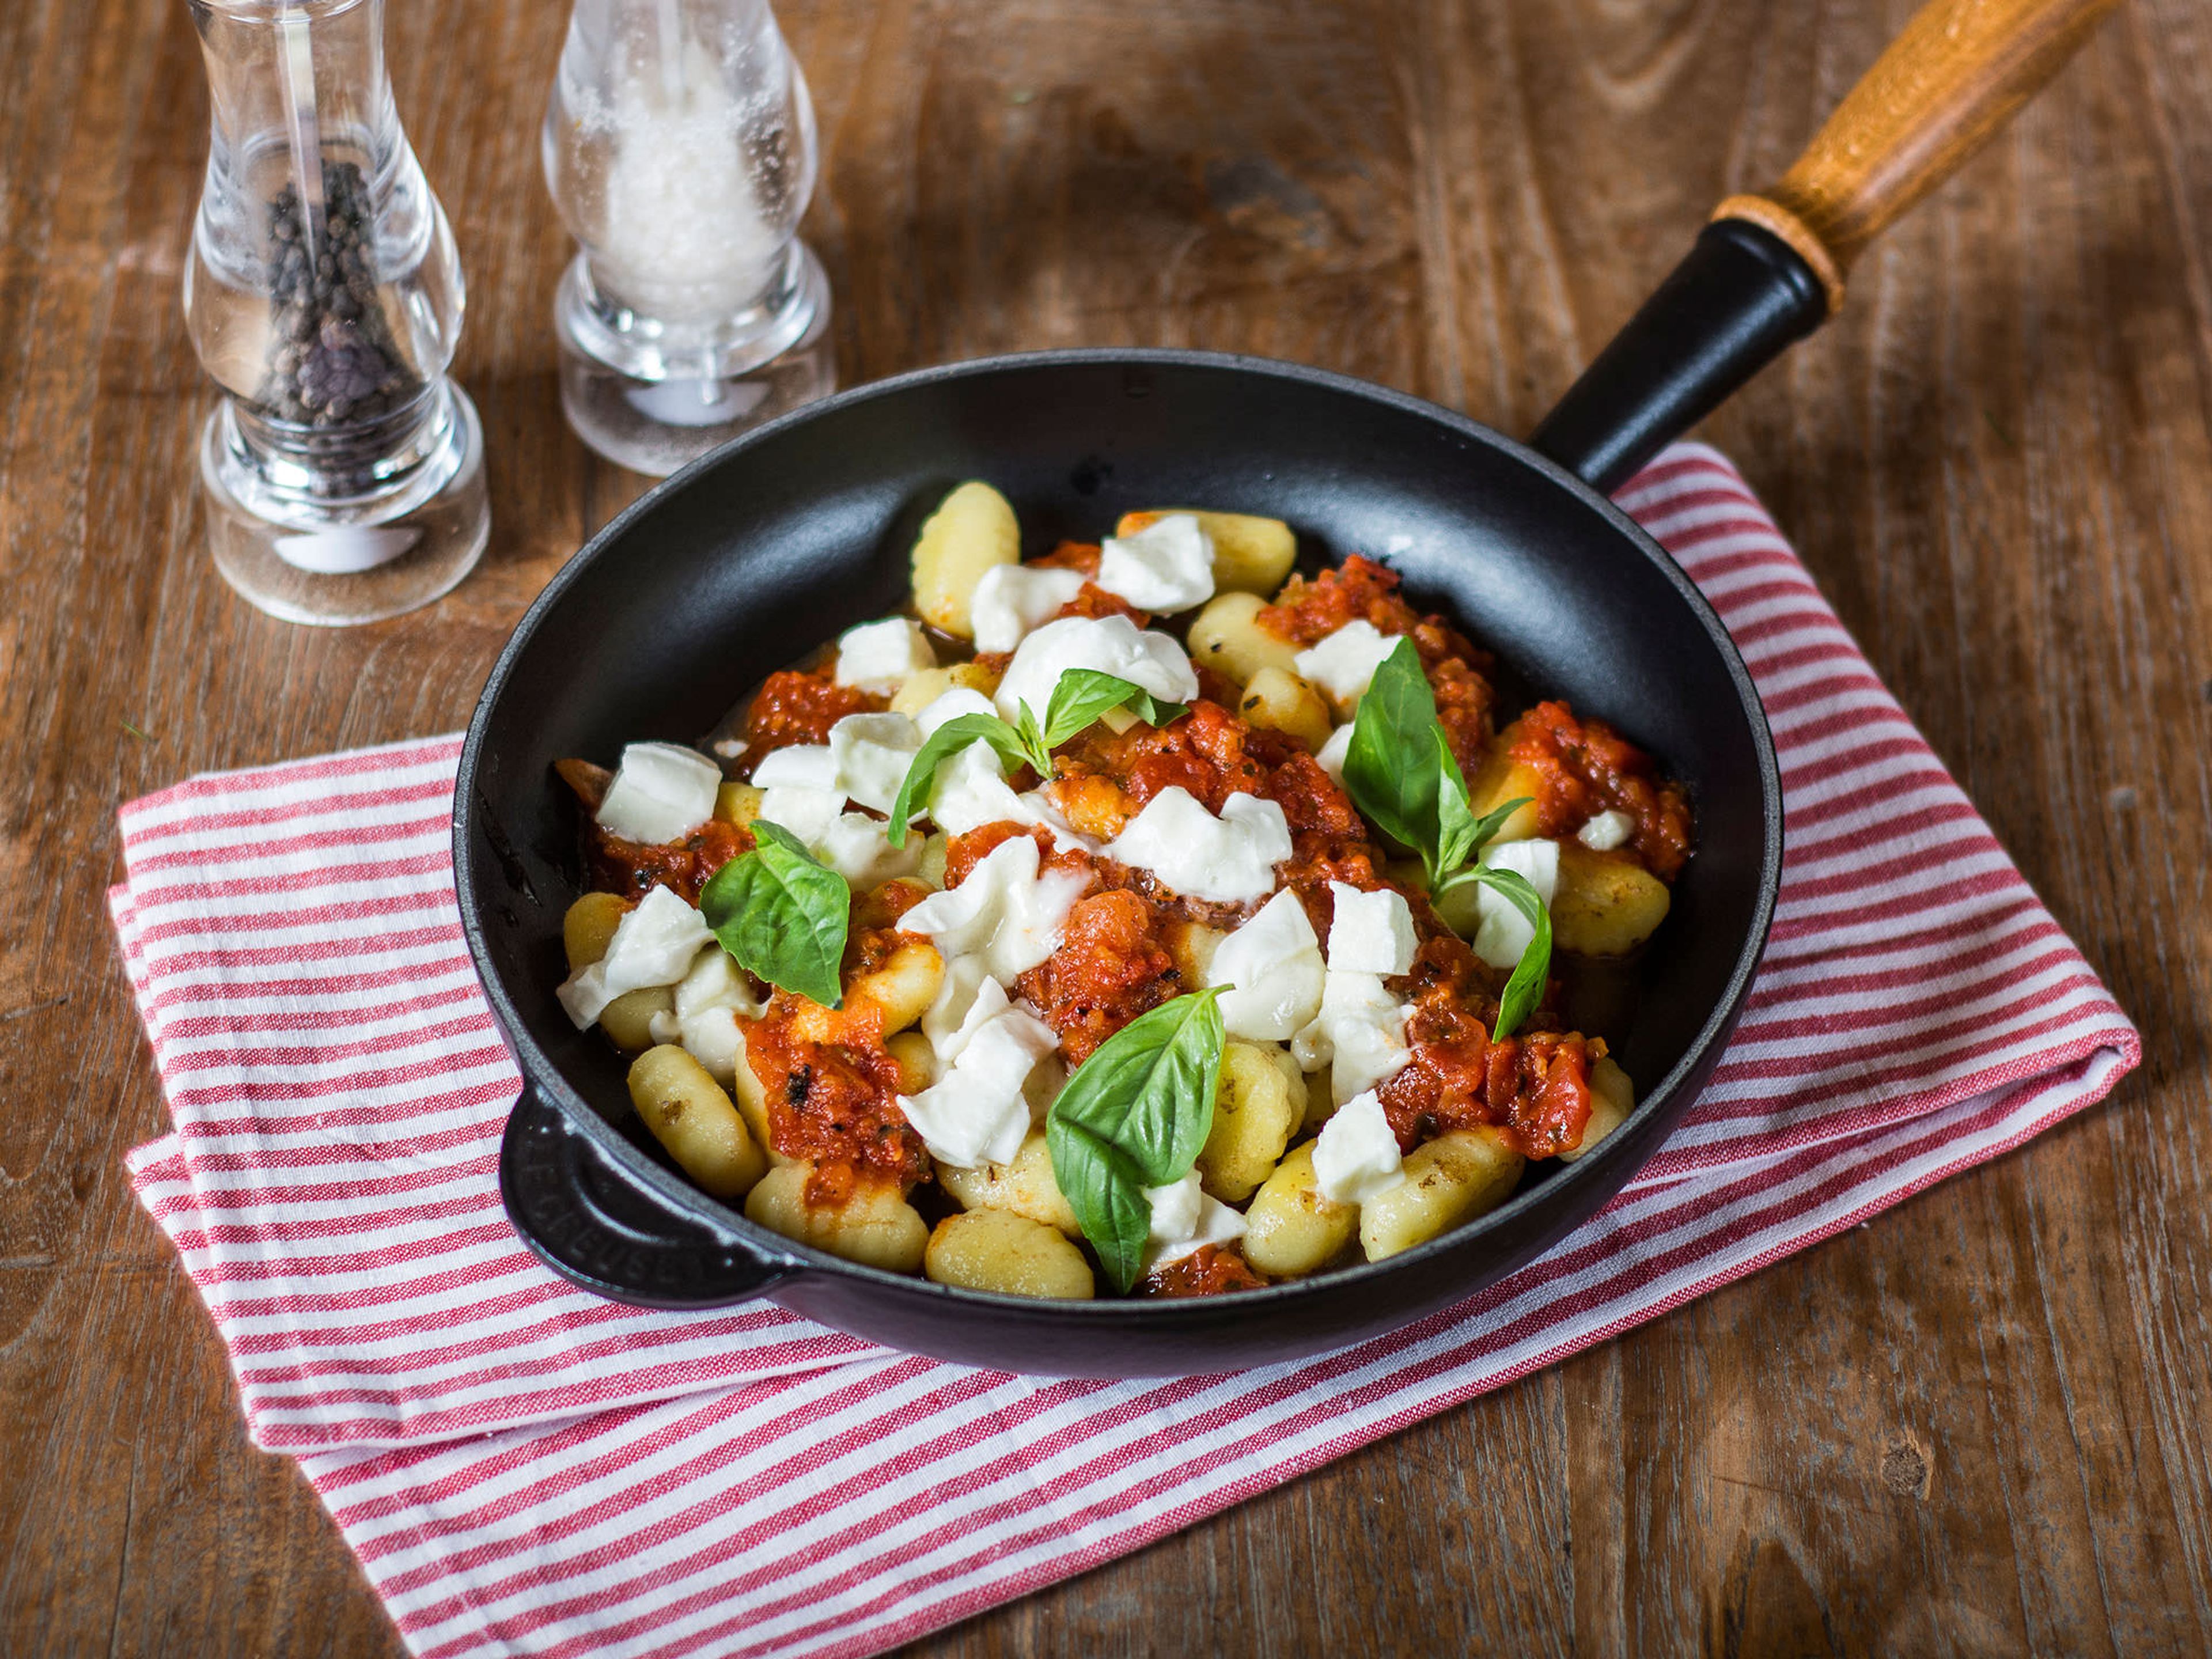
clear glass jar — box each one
[543,0,834,475]
[184,0,488,625]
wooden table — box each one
[5,0,2209,1652]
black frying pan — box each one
[455,0,2115,1375]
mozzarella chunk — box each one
[970,564,1086,653]
[1312,1090,1406,1205]
[676,1005,748,1083]
[925,740,1094,852]
[834,618,935,694]
[1578,809,1635,851]
[993,615,1199,725]
[750,743,839,791]
[1206,889,1325,1041]
[1096,513,1215,612]
[1472,838,1560,970]
[756,783,843,847]
[1314,724,1354,782]
[921,955,997,1065]
[1142,1168,1249,1267]
[674,945,762,1020]
[1103,787,1292,905]
[1293,969,1411,1105]
[596,742,722,844]
[897,1003,1058,1168]
[827,713,923,816]
[897,831,1089,982]
[1294,621,1400,717]
[555,886,713,1028]
[915,687,1000,736]
[1326,881,1418,977]
[815,812,923,889]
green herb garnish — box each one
[1340,637,1548,1040]
[1046,988,1225,1293]
[697,821,850,1007]
[886,671,1188,847]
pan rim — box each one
[456,346,1785,1321]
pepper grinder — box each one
[542,0,834,476]
[183,0,489,626]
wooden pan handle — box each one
[1715,0,2123,313]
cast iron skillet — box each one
[454,0,2115,1374]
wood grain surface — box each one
[2,0,2208,1654]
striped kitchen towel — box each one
[111,444,2139,1658]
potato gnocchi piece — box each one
[563,891,632,971]
[844,937,944,1036]
[1241,1141,1357,1278]
[1560,1055,1634,1164]
[1197,1040,1301,1203]
[744,1163,929,1272]
[1551,843,1671,956]
[1463,729,1546,846]
[1187,591,1301,688]
[925,1208,1094,1300]
[891,660,1001,719]
[1237,666,1332,750]
[911,481,1020,639]
[937,1131,1082,1234]
[714,781,765,828]
[1358,1126,1525,1262]
[885,1029,937,1093]
[599,986,672,1053]
[628,1044,767,1200]
[1114,509,1296,595]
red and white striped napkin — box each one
[112,445,2139,1659]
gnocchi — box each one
[911,480,1020,638]
[628,1044,767,1199]
[925,1208,1095,1299]
[744,1163,929,1272]
[1359,1127,1525,1262]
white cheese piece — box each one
[827,712,922,816]
[1292,969,1412,1105]
[1206,889,1325,1041]
[755,783,844,848]
[993,614,1200,726]
[897,1003,1059,1167]
[1102,787,1292,904]
[595,742,722,845]
[1326,881,1419,977]
[925,740,1095,853]
[815,812,923,889]
[834,617,936,693]
[1314,724,1354,783]
[915,687,1000,737]
[677,1005,747,1084]
[750,743,839,791]
[970,564,1087,653]
[897,831,1089,982]
[1472,838,1560,970]
[1142,1169,1249,1268]
[673,945,762,1020]
[647,1009,682,1045]
[1096,513,1215,613]
[1312,1089,1407,1205]
[555,885,713,1029]
[1294,621,1401,717]
[711,736,747,761]
[921,955,995,1066]
[1577,809,1635,851]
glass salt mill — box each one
[183,0,488,626]
[543,0,834,476]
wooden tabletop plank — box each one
[2,0,2208,1653]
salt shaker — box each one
[543,0,834,475]
[183,0,489,626]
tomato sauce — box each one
[588,817,751,904]
[746,998,930,1203]
[736,669,885,774]
[1509,701,1693,881]
[1140,1242,1270,1298]
[1015,888,1184,1065]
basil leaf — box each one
[698,820,850,1007]
[1046,988,1226,1293]
[1461,865,1552,1041]
[1042,1118,1156,1296]
[1342,637,1444,867]
[1013,701,1052,777]
[883,713,1028,847]
[1434,730,1481,877]
[1043,669,1189,748]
